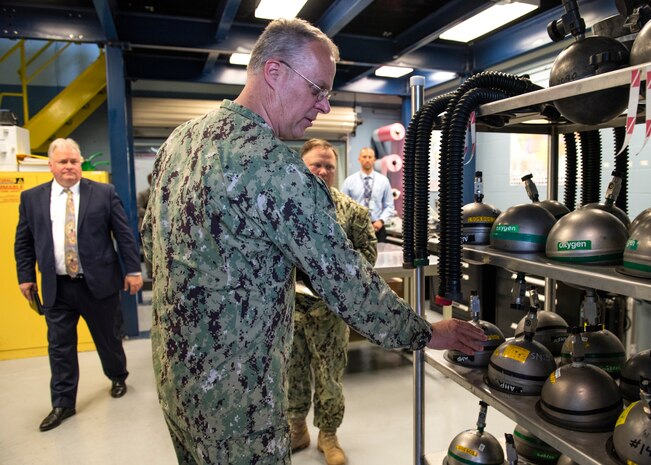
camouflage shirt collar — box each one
[221,99,273,132]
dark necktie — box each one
[63,188,80,277]
[363,176,372,207]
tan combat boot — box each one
[290,418,310,452]
[317,430,346,465]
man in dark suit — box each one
[14,138,143,432]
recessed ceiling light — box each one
[440,1,539,43]
[229,53,251,66]
[428,71,457,83]
[255,0,308,20]
[375,66,414,78]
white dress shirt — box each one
[50,180,83,276]
[341,170,396,223]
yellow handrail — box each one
[0,40,29,121]
[25,42,72,85]
[0,40,24,63]
[0,39,92,124]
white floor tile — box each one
[0,336,515,465]
[0,295,516,464]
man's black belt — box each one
[57,274,84,282]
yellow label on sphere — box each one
[467,216,496,223]
[616,401,637,428]
[501,344,530,363]
[455,445,478,457]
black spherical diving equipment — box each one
[462,171,501,245]
[443,401,506,465]
[559,289,626,378]
[548,0,630,124]
[521,173,570,220]
[612,377,651,465]
[487,287,556,395]
[538,328,623,432]
[445,290,505,367]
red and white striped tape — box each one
[616,65,651,157]
[464,111,477,165]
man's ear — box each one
[263,60,282,91]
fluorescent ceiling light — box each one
[255,0,308,20]
[375,66,414,78]
[229,53,251,66]
[428,71,457,83]
[440,1,538,43]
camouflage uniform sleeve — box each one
[141,179,155,263]
[254,159,431,350]
[347,202,377,267]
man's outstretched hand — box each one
[426,319,487,355]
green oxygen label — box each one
[626,239,638,250]
[556,240,591,251]
[495,224,519,232]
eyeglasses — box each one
[279,60,332,102]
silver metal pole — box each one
[545,128,560,312]
[410,75,426,465]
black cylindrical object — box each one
[563,132,578,211]
[579,130,602,206]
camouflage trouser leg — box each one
[287,310,313,421]
[163,409,202,465]
[287,297,349,432]
[287,293,318,421]
[163,410,291,465]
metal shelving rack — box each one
[418,63,648,465]
[461,245,651,301]
[423,350,619,465]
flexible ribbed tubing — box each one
[579,130,602,205]
[613,126,629,213]
[402,94,453,268]
[415,96,453,263]
[563,132,578,210]
[437,72,540,302]
[402,114,418,268]
[440,88,507,301]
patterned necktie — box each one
[363,176,372,207]
[63,188,80,277]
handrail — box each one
[0,39,28,120]
[0,39,87,124]
[25,42,72,85]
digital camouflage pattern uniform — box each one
[288,186,377,432]
[141,100,432,465]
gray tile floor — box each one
[0,296,515,465]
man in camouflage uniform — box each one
[288,139,377,465]
[141,18,486,465]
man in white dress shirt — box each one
[341,147,395,242]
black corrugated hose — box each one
[579,130,602,205]
[402,110,418,268]
[613,127,629,213]
[440,88,508,302]
[436,73,541,304]
[415,96,453,264]
[402,94,453,268]
[563,132,578,210]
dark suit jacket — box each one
[15,178,141,307]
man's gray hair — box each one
[248,18,339,72]
[48,138,82,158]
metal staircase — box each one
[25,53,106,152]
[0,40,106,153]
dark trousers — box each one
[44,276,128,408]
[376,225,387,242]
